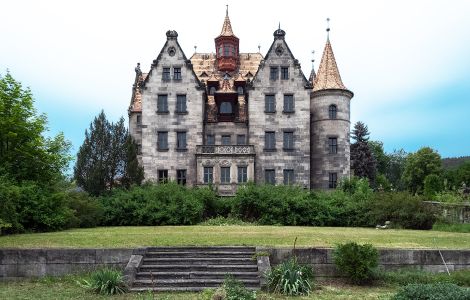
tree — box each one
[386,149,407,191]
[369,141,389,175]
[0,71,71,185]
[402,147,442,194]
[74,111,143,196]
[350,122,377,184]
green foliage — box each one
[266,257,314,296]
[379,269,470,287]
[444,160,470,190]
[333,242,378,284]
[392,283,470,300]
[424,174,444,198]
[221,276,257,300]
[74,111,143,196]
[350,121,377,183]
[433,223,470,233]
[199,216,256,226]
[403,147,442,194]
[386,149,408,191]
[376,174,392,191]
[65,191,104,228]
[434,191,466,204]
[369,141,390,176]
[0,71,71,185]
[368,192,438,229]
[80,268,127,295]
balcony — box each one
[196,145,255,155]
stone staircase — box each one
[129,246,260,292]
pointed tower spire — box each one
[313,20,347,91]
[219,5,235,37]
[309,50,316,82]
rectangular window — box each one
[176,131,187,150]
[162,67,171,80]
[238,166,247,183]
[281,67,289,80]
[237,134,246,145]
[270,67,278,80]
[221,135,231,145]
[158,169,168,183]
[224,45,230,57]
[206,134,215,145]
[220,167,231,183]
[177,169,187,185]
[329,172,338,189]
[329,137,338,154]
[283,131,294,150]
[265,132,275,150]
[283,94,294,112]
[265,94,275,113]
[176,95,187,113]
[204,167,213,184]
[173,67,181,80]
[157,94,168,113]
[283,169,294,185]
[157,131,168,150]
[265,169,275,185]
[136,114,142,125]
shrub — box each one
[333,242,378,284]
[368,192,438,229]
[266,257,314,295]
[80,268,127,295]
[433,223,470,233]
[199,216,256,226]
[424,174,444,198]
[65,191,103,228]
[379,269,470,287]
[434,191,466,204]
[221,276,257,300]
[392,283,470,300]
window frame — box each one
[177,169,187,186]
[329,137,338,154]
[203,167,213,184]
[162,67,171,81]
[176,94,187,113]
[236,134,246,145]
[158,169,168,183]
[283,169,294,185]
[281,66,289,80]
[206,134,215,145]
[176,131,187,150]
[329,104,337,119]
[264,131,276,151]
[173,67,182,80]
[220,167,231,184]
[220,102,233,114]
[237,166,248,183]
[269,67,279,80]
[157,94,169,113]
[265,169,276,185]
[283,94,294,113]
[221,135,231,145]
[265,94,276,113]
[283,131,294,150]
[157,131,168,151]
[329,172,338,189]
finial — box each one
[194,45,197,53]
[311,50,315,67]
[278,22,281,30]
[258,45,261,53]
[226,4,228,16]
[326,18,330,40]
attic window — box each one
[209,87,216,95]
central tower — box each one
[215,7,239,72]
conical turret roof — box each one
[313,39,347,91]
[218,7,236,37]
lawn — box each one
[0,275,397,300]
[0,226,469,249]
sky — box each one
[1,0,470,160]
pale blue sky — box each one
[1,0,469,159]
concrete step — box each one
[139,264,259,273]
[135,271,259,280]
[142,257,256,265]
[130,286,259,292]
[132,278,260,288]
[145,251,254,258]
[145,247,256,253]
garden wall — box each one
[425,201,470,223]
[261,247,470,277]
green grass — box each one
[0,226,469,249]
[433,223,470,233]
[0,275,396,300]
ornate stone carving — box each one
[220,160,230,167]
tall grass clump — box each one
[266,257,315,296]
[80,268,127,295]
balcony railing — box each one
[196,145,255,155]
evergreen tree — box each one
[350,121,377,184]
[74,111,143,195]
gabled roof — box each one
[313,39,347,92]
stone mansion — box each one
[128,10,353,194]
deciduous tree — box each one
[402,147,442,194]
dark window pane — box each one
[157,95,168,112]
[158,131,168,150]
[265,169,275,184]
[283,132,294,150]
[224,45,230,56]
[162,68,171,80]
[173,67,181,80]
[270,67,278,80]
[177,169,187,185]
[281,67,289,79]
[204,167,213,184]
[329,172,338,189]
[237,135,246,145]
[238,167,247,183]
[221,167,231,183]
[329,137,338,154]
[220,102,232,114]
[265,95,275,112]
[176,95,187,113]
[210,86,216,95]
[329,104,337,119]
[207,134,215,145]
[265,132,275,150]
[177,132,187,150]
[283,169,294,185]
[283,95,294,112]
[158,170,168,183]
[221,135,231,145]
[237,86,244,95]
[136,114,142,125]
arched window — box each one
[329,104,337,119]
[209,87,216,95]
[237,86,244,95]
[220,102,232,114]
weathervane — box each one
[258,45,261,53]
[311,50,315,68]
[326,18,330,39]
[194,45,197,54]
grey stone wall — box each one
[262,247,470,277]
[249,32,311,187]
[140,34,204,185]
[0,249,132,280]
[310,89,353,189]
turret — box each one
[214,6,239,72]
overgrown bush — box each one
[434,191,466,204]
[80,268,127,295]
[218,276,257,300]
[65,191,103,228]
[392,283,470,300]
[368,192,438,229]
[333,242,378,284]
[379,269,470,286]
[266,257,314,295]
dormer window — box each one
[220,102,232,114]
[210,87,216,95]
[237,86,244,95]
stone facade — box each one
[128,12,353,194]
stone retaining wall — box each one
[261,248,470,277]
